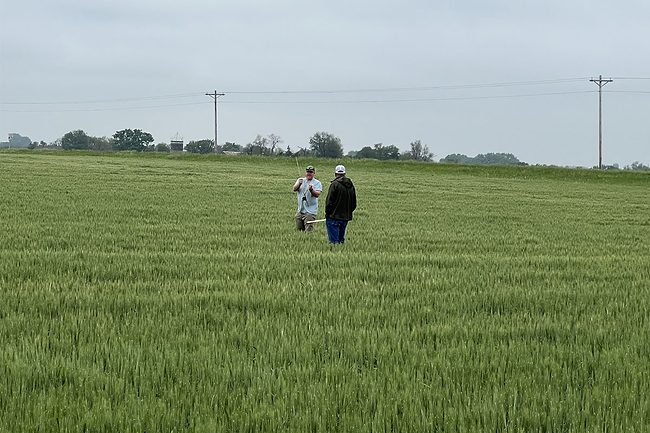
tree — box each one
[222,142,242,152]
[409,140,433,162]
[440,152,526,166]
[309,132,343,158]
[185,139,214,154]
[472,152,521,165]
[89,136,113,151]
[243,135,269,155]
[254,135,270,154]
[353,143,400,160]
[375,143,400,160]
[440,153,472,164]
[295,147,312,157]
[156,143,170,152]
[355,146,377,159]
[626,161,650,171]
[61,130,91,150]
[112,129,154,151]
[267,134,283,155]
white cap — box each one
[335,164,346,174]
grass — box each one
[0,150,649,432]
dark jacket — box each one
[325,176,357,220]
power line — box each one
[219,90,595,104]
[5,77,649,107]
[0,101,209,113]
[0,90,597,113]
[0,77,589,106]
[0,92,204,105]
[605,90,650,94]
[223,77,589,94]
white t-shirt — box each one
[296,178,322,215]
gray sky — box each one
[1,0,649,166]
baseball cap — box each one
[305,165,315,172]
[335,164,346,174]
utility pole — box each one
[589,75,613,169]
[205,91,225,153]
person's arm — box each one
[292,178,303,192]
[308,183,321,198]
[351,185,357,212]
[325,182,337,216]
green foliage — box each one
[61,129,91,150]
[0,152,649,432]
[267,134,283,155]
[241,134,282,155]
[474,152,523,165]
[408,139,434,162]
[355,146,375,159]
[89,136,114,151]
[309,131,343,158]
[626,161,650,171]
[185,139,214,154]
[355,143,400,160]
[112,129,154,152]
[440,153,471,164]
[222,142,242,152]
[155,143,170,152]
[243,135,270,155]
[441,152,526,166]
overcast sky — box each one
[1,0,649,166]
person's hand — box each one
[298,178,304,185]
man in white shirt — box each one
[292,165,322,232]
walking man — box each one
[325,165,357,244]
[293,165,322,232]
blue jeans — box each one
[326,218,349,244]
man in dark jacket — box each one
[325,164,357,244]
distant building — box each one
[0,133,32,148]
[170,140,184,152]
[170,133,183,152]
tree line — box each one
[30,129,435,161]
[24,128,650,170]
[440,153,527,166]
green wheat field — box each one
[1,151,648,432]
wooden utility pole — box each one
[589,76,613,169]
[205,91,225,153]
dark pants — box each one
[326,218,349,244]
